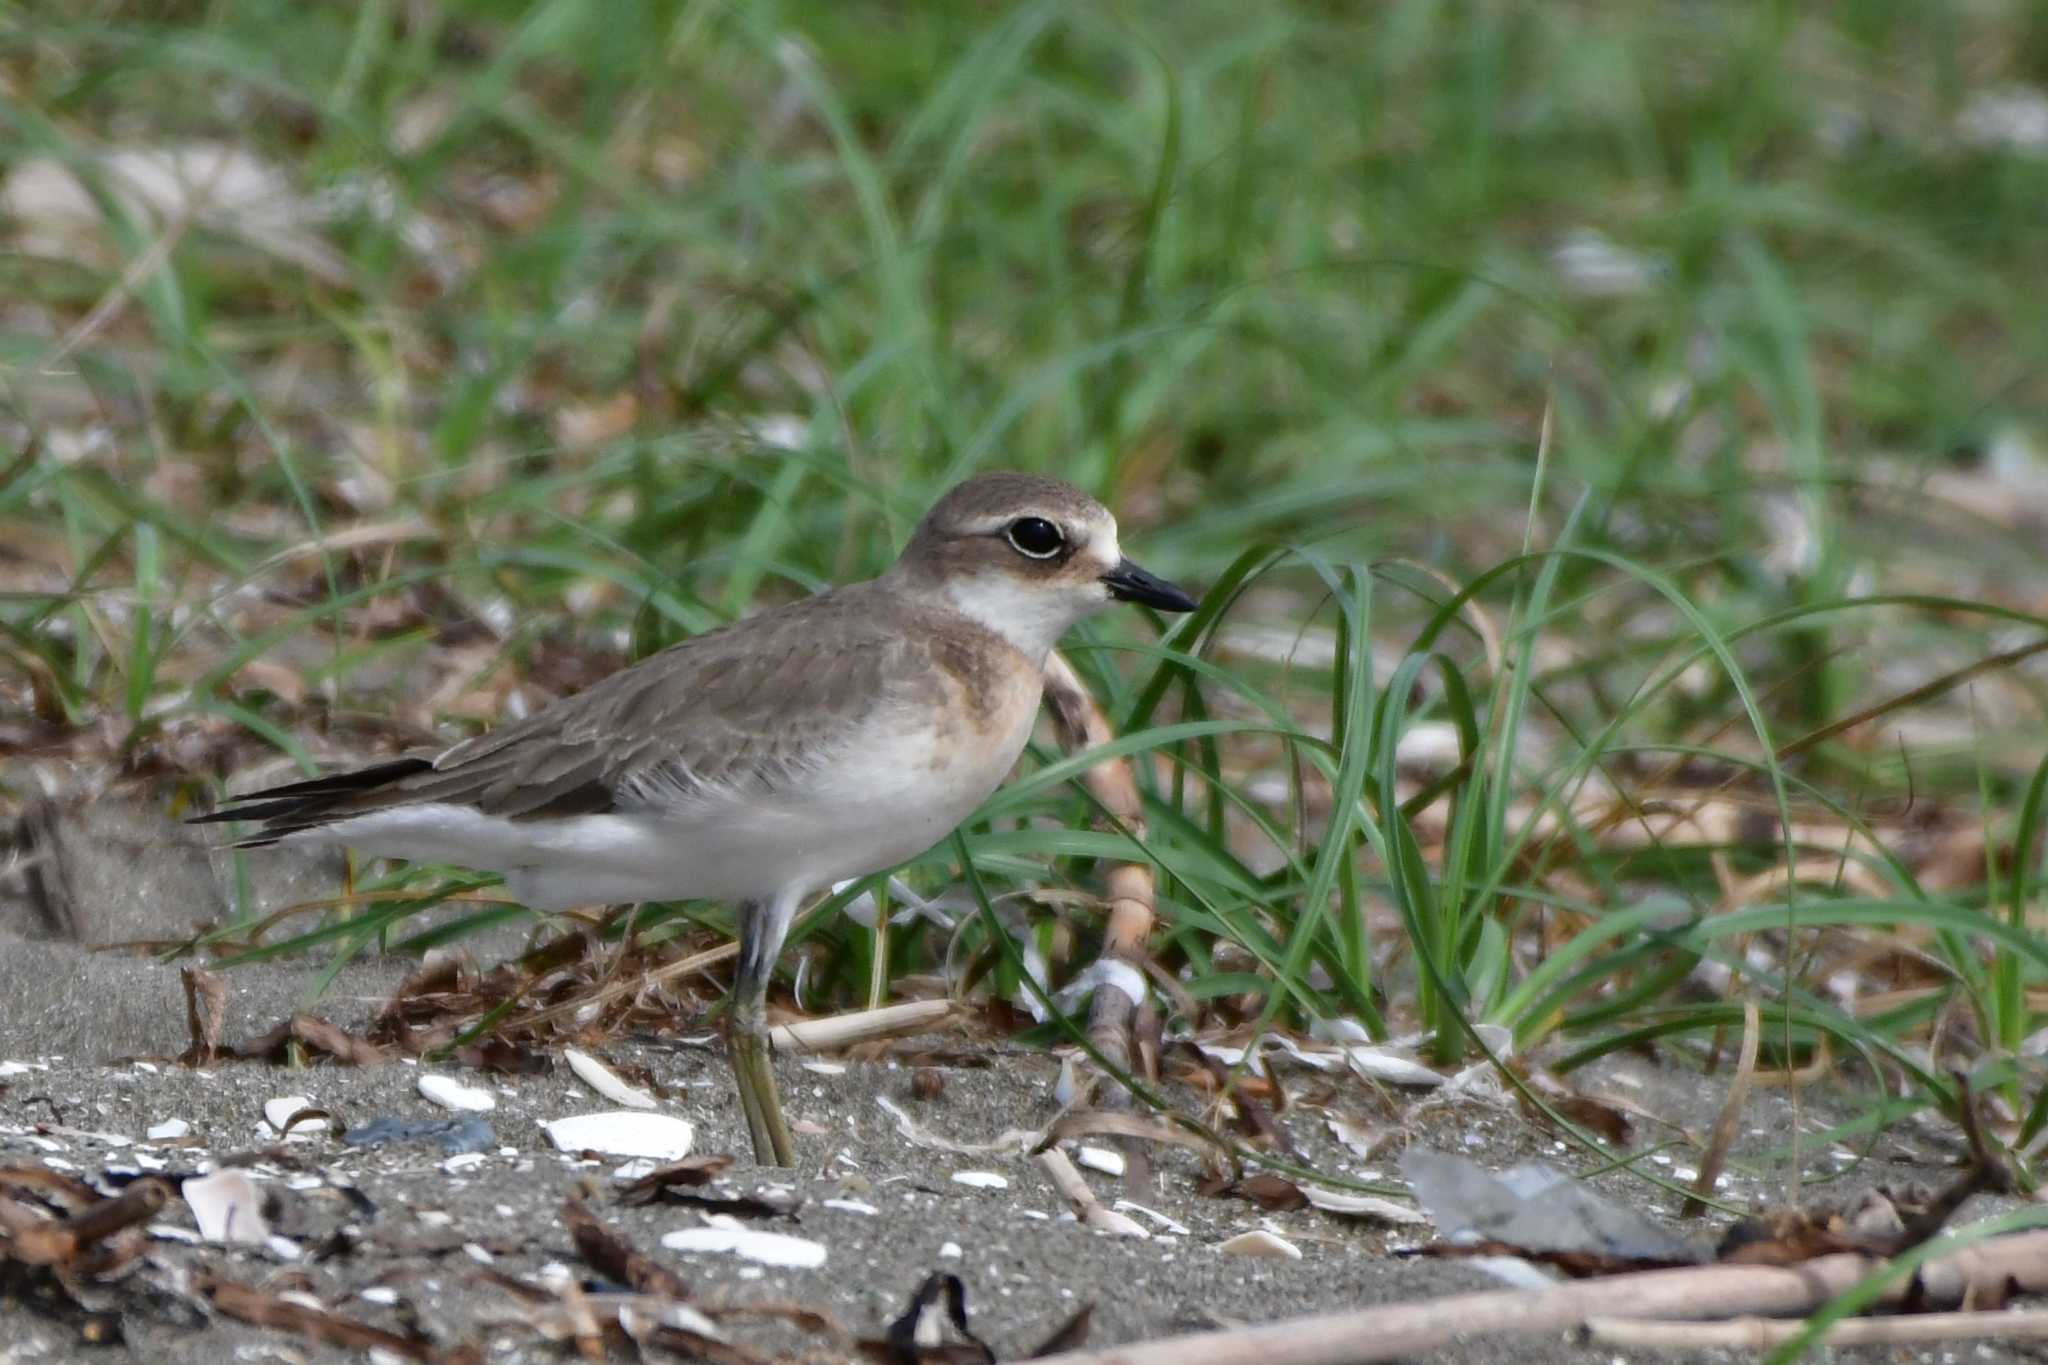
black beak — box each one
[1102,557,1199,613]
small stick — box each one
[1035,1148,1149,1238]
[1683,997,1757,1217]
[62,1178,168,1249]
[1027,1231,2048,1365]
[769,999,955,1051]
[1586,1309,2048,1349]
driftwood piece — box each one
[1586,1309,2048,1349]
[1042,650,1158,1191]
[1028,1230,2048,1365]
[1035,1148,1149,1239]
[770,1000,956,1052]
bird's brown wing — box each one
[196,584,931,844]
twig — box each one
[1035,1148,1148,1238]
[769,999,955,1051]
[1683,997,1758,1217]
[1585,1309,2048,1349]
[1027,1230,2048,1365]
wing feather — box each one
[194,582,938,842]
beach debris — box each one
[873,1095,1037,1155]
[564,1195,691,1298]
[950,1170,1008,1190]
[262,1096,330,1139]
[660,1213,827,1268]
[179,967,227,1066]
[824,1198,879,1215]
[1301,1184,1427,1224]
[1327,1115,1390,1159]
[187,1270,447,1361]
[544,1111,694,1160]
[615,1154,799,1219]
[1036,1148,1147,1238]
[1339,1045,1448,1088]
[236,1015,390,1066]
[867,1271,1093,1363]
[564,1047,657,1109]
[1111,1200,1190,1236]
[615,1153,734,1200]
[1074,1145,1125,1177]
[1401,1147,1705,1270]
[182,1169,270,1245]
[417,1072,496,1113]
[1218,1229,1302,1260]
[0,1162,164,1292]
[1200,1171,1308,1212]
[145,1119,191,1142]
[343,1116,494,1156]
[771,999,956,1052]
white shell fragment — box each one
[146,1119,191,1142]
[661,1215,826,1268]
[544,1112,694,1160]
[183,1170,270,1245]
[1300,1185,1427,1224]
[418,1073,497,1113]
[1074,1146,1125,1177]
[262,1096,329,1137]
[1326,1115,1387,1159]
[822,1198,878,1215]
[565,1048,657,1109]
[1218,1230,1303,1260]
[1269,1036,1344,1071]
[1341,1046,1446,1088]
[1113,1200,1190,1236]
[950,1170,1009,1190]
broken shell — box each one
[183,1169,270,1245]
[950,1170,1009,1190]
[1341,1046,1446,1088]
[564,1048,657,1109]
[1074,1145,1125,1177]
[822,1198,878,1215]
[543,1111,694,1160]
[1300,1185,1426,1224]
[661,1215,826,1268]
[146,1118,191,1141]
[1218,1230,1303,1259]
[1113,1200,1190,1236]
[262,1096,329,1137]
[418,1073,496,1113]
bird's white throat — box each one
[939,571,1106,662]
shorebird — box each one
[196,472,1198,1165]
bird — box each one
[194,472,1199,1165]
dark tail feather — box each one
[189,756,435,843]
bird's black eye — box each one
[1005,516,1065,559]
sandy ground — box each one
[0,798,2026,1363]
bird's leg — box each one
[730,893,800,1166]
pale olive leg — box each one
[729,891,801,1167]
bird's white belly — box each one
[301,700,1035,910]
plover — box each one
[196,472,1197,1165]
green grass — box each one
[5,0,2048,1198]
